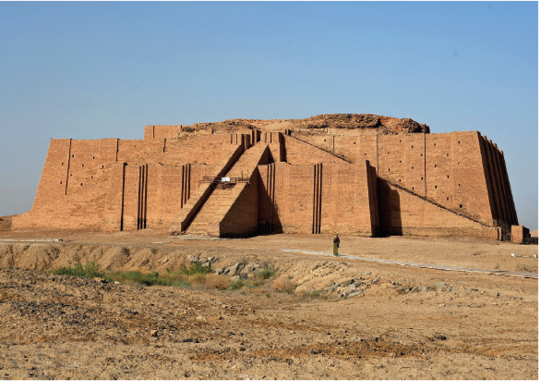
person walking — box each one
[333,233,340,256]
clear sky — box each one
[0,1,537,230]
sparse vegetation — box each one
[205,274,230,290]
[271,276,297,293]
[52,261,289,294]
[256,269,274,279]
[53,262,207,288]
[178,263,213,276]
[302,289,327,299]
[56,261,103,279]
[229,279,245,291]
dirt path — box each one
[282,249,539,279]
[0,230,537,379]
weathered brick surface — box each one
[511,225,529,244]
[283,135,349,165]
[169,144,244,233]
[184,144,270,237]
[12,122,517,240]
[378,180,498,239]
[144,125,183,140]
[257,161,377,236]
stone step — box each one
[183,144,270,236]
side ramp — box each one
[169,144,244,234]
[177,144,271,237]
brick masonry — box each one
[12,124,517,240]
[511,225,529,244]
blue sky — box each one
[0,1,537,230]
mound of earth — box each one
[174,114,430,138]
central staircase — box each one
[170,142,270,236]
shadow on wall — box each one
[256,165,283,235]
[377,179,402,236]
[257,200,283,235]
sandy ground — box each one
[0,229,537,380]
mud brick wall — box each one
[122,164,143,231]
[257,163,280,234]
[12,179,108,231]
[219,171,259,237]
[319,162,376,235]
[66,140,102,195]
[33,139,72,209]
[257,161,376,236]
[107,162,211,231]
[511,225,529,244]
[169,144,245,233]
[102,163,125,231]
[377,179,498,239]
[144,125,182,140]
[20,123,517,237]
[322,131,501,226]
[366,163,379,235]
[283,136,349,165]
[117,140,163,163]
[161,135,237,166]
[480,136,518,225]
[153,163,212,228]
[290,133,334,154]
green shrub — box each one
[229,279,245,291]
[55,261,103,279]
[256,269,275,279]
[178,263,213,276]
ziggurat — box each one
[13,114,520,240]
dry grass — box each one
[271,276,297,293]
[189,274,206,286]
[205,274,230,290]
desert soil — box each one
[0,229,537,380]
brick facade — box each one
[12,122,517,240]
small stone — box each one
[187,254,200,264]
[348,290,363,298]
[93,277,104,283]
[161,259,169,264]
[434,282,447,291]
[196,316,206,322]
[150,330,158,337]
